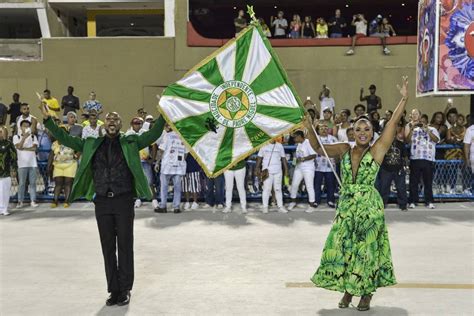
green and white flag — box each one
[159,24,304,177]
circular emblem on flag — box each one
[209,80,257,128]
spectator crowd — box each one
[0,85,473,216]
[234,8,397,54]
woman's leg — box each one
[53,176,64,203]
[63,177,74,202]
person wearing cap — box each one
[369,14,391,55]
[126,117,159,209]
[142,115,154,131]
[360,84,382,113]
[318,85,335,120]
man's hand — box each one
[360,88,364,93]
[38,101,51,119]
[154,161,161,173]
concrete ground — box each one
[0,201,473,316]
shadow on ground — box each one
[317,306,409,316]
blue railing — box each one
[11,144,474,202]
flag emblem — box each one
[210,80,257,128]
[159,25,304,177]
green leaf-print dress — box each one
[311,149,396,296]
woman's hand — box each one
[396,76,409,99]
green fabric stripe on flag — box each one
[250,60,286,96]
[256,105,303,124]
[244,121,272,148]
[197,58,225,87]
[234,31,252,82]
[214,127,234,173]
[163,84,212,103]
[174,112,213,147]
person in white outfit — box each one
[0,126,17,215]
[223,160,247,213]
[288,130,317,212]
[256,140,289,213]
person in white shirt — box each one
[126,117,159,209]
[463,121,474,193]
[271,11,288,38]
[314,123,338,208]
[288,130,317,212]
[405,109,440,209]
[256,140,289,213]
[318,85,335,119]
[13,120,39,208]
[81,111,103,139]
[15,103,39,135]
[155,128,187,213]
[346,14,367,55]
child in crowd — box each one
[316,18,329,38]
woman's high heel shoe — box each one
[338,292,353,308]
[357,294,373,311]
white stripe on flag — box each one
[192,126,227,173]
[256,84,300,108]
[177,71,216,94]
[160,96,210,122]
[215,42,236,82]
[232,127,253,161]
[242,28,272,85]
[251,113,294,137]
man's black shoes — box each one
[117,291,131,306]
[174,208,181,213]
[106,291,119,306]
[154,207,167,213]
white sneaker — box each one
[30,202,39,208]
[191,202,199,210]
[16,202,23,209]
[408,203,416,209]
[427,203,435,209]
[152,199,159,209]
[222,207,232,213]
[346,49,354,55]
[241,207,248,214]
[217,204,224,209]
[134,199,142,208]
[383,47,391,55]
[2,211,10,216]
[278,207,288,213]
[262,206,269,214]
[305,206,316,213]
[184,202,191,210]
[288,202,296,210]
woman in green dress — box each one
[305,76,409,311]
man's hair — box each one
[68,86,74,90]
[13,93,19,98]
[292,130,305,138]
[340,109,351,116]
[354,104,366,112]
[43,89,51,94]
[20,103,29,108]
[446,108,458,116]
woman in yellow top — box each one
[316,17,329,38]
[47,127,78,207]
[42,89,60,118]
